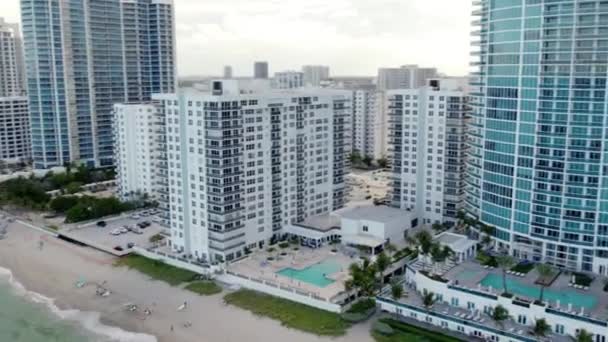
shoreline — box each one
[0,222,373,342]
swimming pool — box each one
[480,274,597,309]
[277,260,342,287]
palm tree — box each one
[422,289,437,311]
[496,255,516,295]
[375,252,391,284]
[385,243,397,258]
[491,305,510,329]
[414,230,434,270]
[430,244,454,275]
[535,264,555,303]
[391,281,403,301]
[533,318,550,340]
[575,329,593,342]
[347,258,378,297]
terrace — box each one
[443,261,608,321]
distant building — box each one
[389,79,468,225]
[156,80,351,262]
[223,66,233,78]
[352,88,388,160]
[0,18,25,96]
[0,18,29,164]
[323,76,375,89]
[302,65,330,86]
[0,97,30,163]
[254,61,269,79]
[21,0,176,169]
[113,103,163,202]
[273,71,304,89]
[377,65,438,90]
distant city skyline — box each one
[3,0,472,77]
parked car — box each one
[114,246,124,252]
[130,214,140,220]
[119,227,128,234]
[141,211,150,216]
[110,229,121,236]
[127,242,135,249]
[97,221,107,227]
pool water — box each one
[277,260,342,287]
[480,274,597,309]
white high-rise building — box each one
[0,18,25,97]
[223,66,233,78]
[377,65,438,91]
[352,88,388,160]
[0,18,29,164]
[155,80,350,262]
[302,65,329,87]
[113,103,164,201]
[388,79,468,226]
[273,71,304,89]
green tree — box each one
[491,305,510,329]
[390,281,403,301]
[496,255,516,295]
[345,258,378,297]
[421,290,437,311]
[49,196,80,213]
[375,252,391,284]
[535,264,555,303]
[431,222,444,233]
[362,155,373,167]
[533,318,550,339]
[385,243,397,257]
[376,157,388,169]
[413,230,434,270]
[430,244,453,275]
[575,329,593,342]
[65,181,83,194]
[349,151,362,164]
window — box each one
[363,225,369,232]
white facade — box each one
[113,103,163,201]
[376,65,438,91]
[157,80,351,262]
[0,18,24,97]
[339,205,413,248]
[378,268,607,342]
[223,65,233,78]
[352,88,388,160]
[302,65,329,87]
[273,71,304,89]
[389,79,468,225]
[0,97,30,163]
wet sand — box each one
[0,222,373,342]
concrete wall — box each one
[221,272,343,313]
[133,246,221,275]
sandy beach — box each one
[0,221,373,342]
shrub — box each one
[149,234,165,243]
[278,242,289,249]
[373,321,394,336]
[267,247,276,253]
[49,195,80,213]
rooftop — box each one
[435,232,476,252]
[337,204,413,224]
[293,214,341,232]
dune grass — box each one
[185,281,222,296]
[223,289,350,336]
[114,255,197,286]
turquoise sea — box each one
[0,268,156,342]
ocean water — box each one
[0,268,157,342]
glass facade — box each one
[21,0,175,169]
[468,0,608,271]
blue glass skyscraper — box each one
[21,0,176,168]
[467,0,608,273]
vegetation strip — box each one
[114,255,198,286]
[372,318,463,342]
[223,289,350,336]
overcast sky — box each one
[2,0,472,77]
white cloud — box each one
[2,0,472,77]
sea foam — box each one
[0,266,157,342]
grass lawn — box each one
[114,255,198,286]
[185,281,222,296]
[224,289,350,336]
[372,318,463,342]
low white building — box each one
[113,102,163,201]
[339,205,415,254]
[273,71,304,89]
[434,232,477,263]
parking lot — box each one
[60,210,167,256]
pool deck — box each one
[444,261,608,320]
[227,245,357,302]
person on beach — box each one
[170,325,174,332]
[38,240,44,250]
